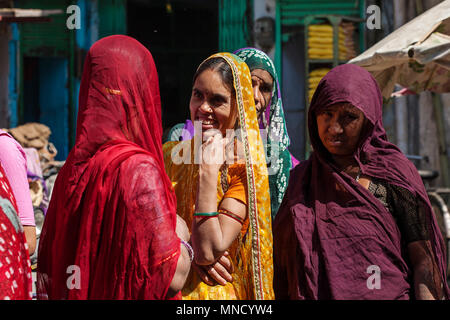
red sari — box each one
[37,35,180,300]
[0,164,33,300]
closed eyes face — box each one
[251,69,273,119]
[315,102,365,156]
[189,69,236,136]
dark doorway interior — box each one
[22,56,69,160]
[127,0,218,133]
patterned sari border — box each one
[219,54,264,300]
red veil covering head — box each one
[37,35,180,299]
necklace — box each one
[344,165,361,181]
[356,168,361,182]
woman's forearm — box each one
[192,170,227,264]
[167,243,192,298]
[23,225,36,255]
[196,170,219,213]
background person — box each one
[0,163,33,300]
[235,47,298,219]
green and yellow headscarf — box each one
[235,47,292,219]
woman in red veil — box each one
[37,35,191,300]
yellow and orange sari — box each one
[163,52,273,300]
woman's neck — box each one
[332,154,358,171]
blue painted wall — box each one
[38,58,70,160]
[9,0,122,159]
[72,0,98,142]
[8,24,19,128]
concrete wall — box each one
[253,0,276,59]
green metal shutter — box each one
[19,0,73,57]
[98,0,127,39]
[17,0,75,159]
[275,0,365,79]
[218,0,252,52]
[280,0,364,25]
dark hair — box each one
[193,57,234,93]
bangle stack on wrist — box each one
[180,239,194,263]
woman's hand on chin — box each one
[200,130,228,175]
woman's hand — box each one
[192,251,234,286]
[200,131,228,176]
[408,240,444,300]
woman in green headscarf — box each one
[235,47,297,219]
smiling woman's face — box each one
[189,68,236,136]
[315,102,365,156]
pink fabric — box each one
[290,154,300,168]
[0,130,35,226]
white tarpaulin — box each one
[349,0,450,99]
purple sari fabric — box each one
[181,119,194,141]
[273,64,449,300]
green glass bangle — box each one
[193,211,219,217]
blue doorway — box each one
[22,57,69,160]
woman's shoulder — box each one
[227,162,245,174]
[0,130,18,144]
[282,159,312,203]
[162,140,193,153]
[0,131,25,157]
[118,154,170,198]
[162,140,179,153]
[162,140,193,165]
[120,153,161,173]
[289,158,311,180]
[0,131,27,176]
[118,153,164,185]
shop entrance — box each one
[127,0,219,134]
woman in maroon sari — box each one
[273,64,449,300]
[37,35,191,300]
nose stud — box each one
[201,104,212,113]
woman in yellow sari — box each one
[163,53,273,300]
